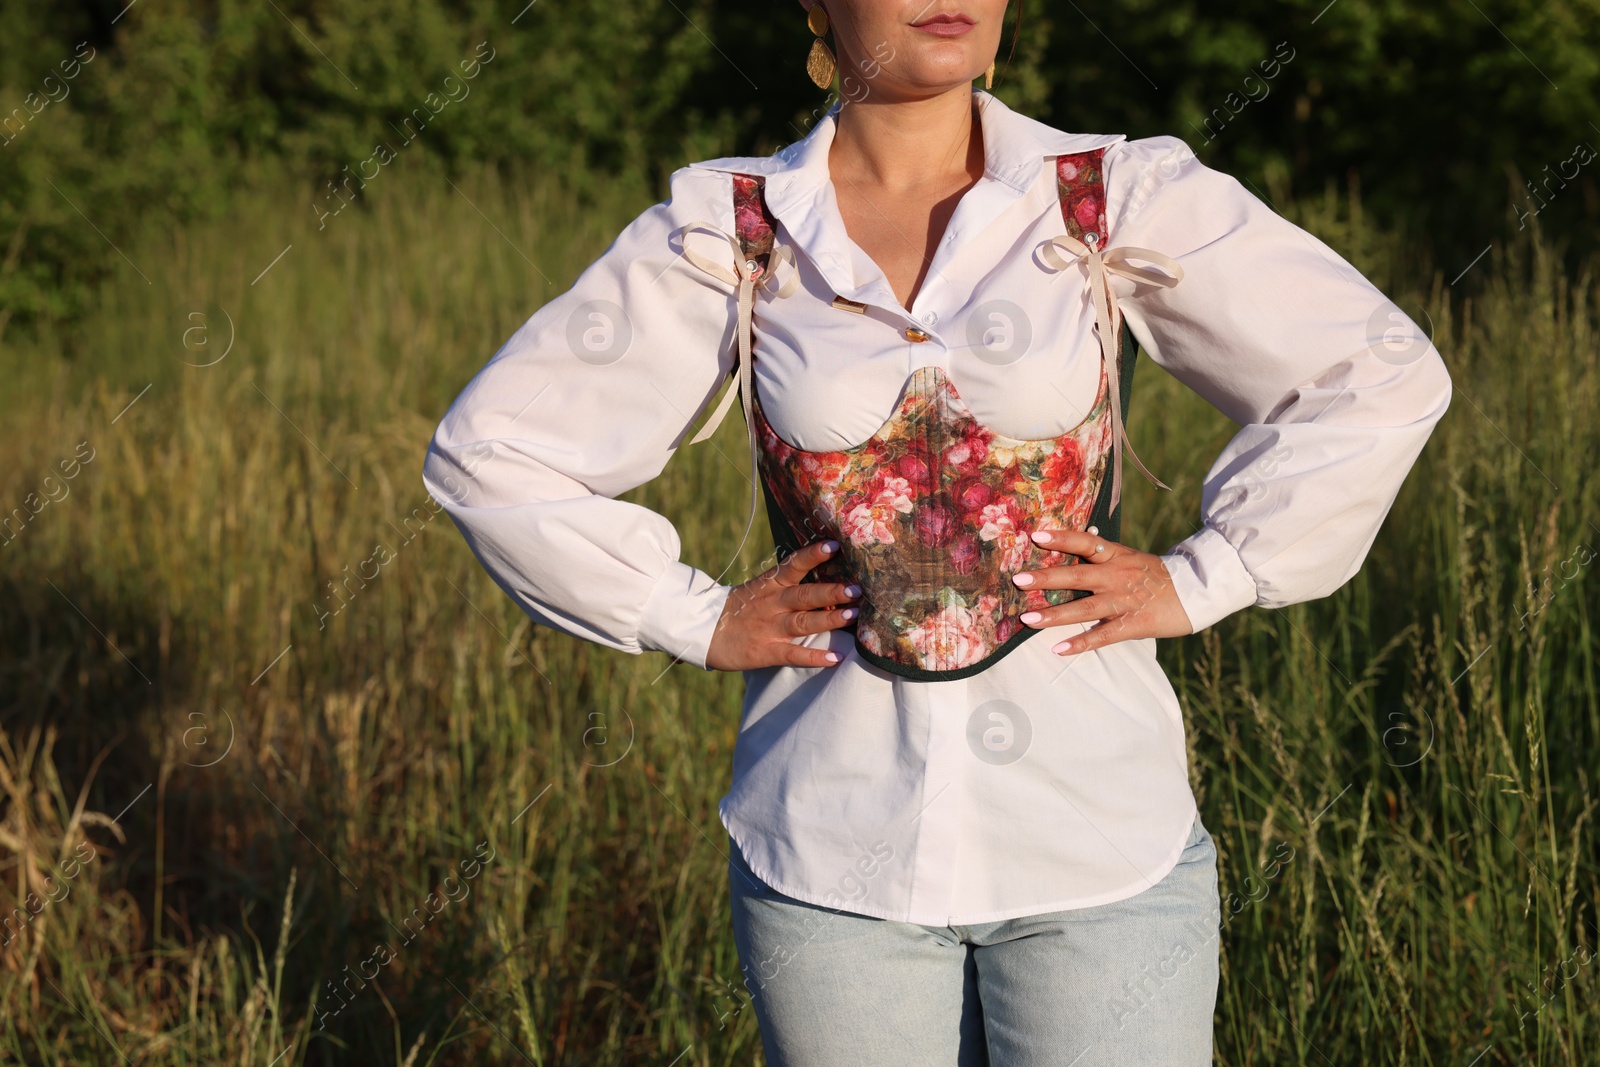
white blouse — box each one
[423,91,1451,926]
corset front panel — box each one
[754,361,1115,675]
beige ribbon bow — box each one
[1038,232,1183,512]
[670,220,800,571]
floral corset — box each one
[683,146,1170,680]
[754,355,1121,677]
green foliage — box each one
[0,0,725,333]
[1031,0,1600,260]
[1,0,1597,332]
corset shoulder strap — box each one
[1054,147,1111,246]
[1050,145,1173,510]
[683,172,775,574]
[732,174,778,277]
[1054,146,1130,382]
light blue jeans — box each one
[728,814,1221,1066]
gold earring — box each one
[806,6,836,90]
[984,61,995,90]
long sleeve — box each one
[422,166,742,668]
[1103,136,1453,632]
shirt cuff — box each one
[1160,526,1260,633]
[637,561,732,670]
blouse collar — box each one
[689,89,1123,199]
[687,90,1125,309]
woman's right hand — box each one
[705,540,861,671]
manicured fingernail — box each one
[822,540,840,553]
[1013,572,1035,587]
[841,607,858,620]
[824,651,840,663]
[844,584,862,598]
[1030,530,1052,544]
[1020,611,1043,625]
[1052,639,1074,655]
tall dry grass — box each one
[0,159,1595,1065]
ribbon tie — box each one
[670,220,800,571]
[1038,233,1183,512]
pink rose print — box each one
[914,502,957,547]
[977,501,1018,543]
[841,496,898,546]
[949,533,981,575]
[953,478,994,512]
[999,529,1033,572]
[1074,197,1100,232]
[896,452,933,489]
[869,473,915,515]
[949,428,991,476]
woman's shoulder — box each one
[643,152,790,230]
[1102,133,1203,176]
[990,117,1218,237]
[602,161,758,242]
[1099,134,1252,235]
[983,100,1219,207]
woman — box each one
[423,2,1451,1063]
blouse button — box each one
[904,326,931,343]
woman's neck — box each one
[827,88,986,193]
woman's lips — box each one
[912,14,975,37]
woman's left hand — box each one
[1012,528,1195,655]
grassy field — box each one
[0,159,1596,1065]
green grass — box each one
[0,159,1596,1065]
